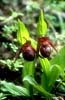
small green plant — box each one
[16,10,63,99]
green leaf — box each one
[17,19,30,45]
[0,93,7,100]
[23,76,53,98]
[23,61,34,78]
[59,83,65,93]
[48,65,61,90]
[39,58,62,92]
[39,58,50,76]
[50,45,65,70]
[0,81,29,97]
[0,59,23,71]
[22,61,35,91]
[37,10,47,36]
[62,82,65,86]
[39,58,51,90]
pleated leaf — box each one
[0,81,29,97]
[48,64,61,90]
[50,45,65,70]
[39,58,50,76]
[23,76,53,97]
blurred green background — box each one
[0,1,65,100]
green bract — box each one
[17,19,30,45]
[37,10,47,36]
[17,19,37,49]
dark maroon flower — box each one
[40,44,51,58]
[38,37,57,58]
[21,42,35,61]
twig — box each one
[46,19,57,38]
[0,12,23,25]
[44,6,65,19]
